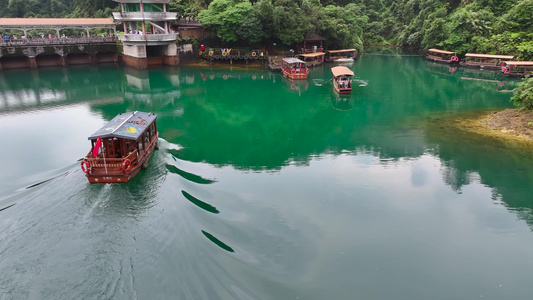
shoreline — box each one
[446,108,533,148]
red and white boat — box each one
[281,57,309,79]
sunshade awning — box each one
[502,61,533,66]
[331,66,354,77]
[282,57,305,64]
[298,52,325,57]
[327,49,357,54]
[465,53,514,59]
[427,48,456,55]
[88,111,157,141]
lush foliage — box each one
[512,77,533,110]
[1,0,532,59]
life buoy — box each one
[122,159,131,172]
[502,66,508,73]
[251,52,256,57]
[451,55,458,62]
[223,75,228,80]
[291,69,296,74]
[199,51,202,56]
[81,160,90,173]
[209,51,214,56]
[222,51,227,56]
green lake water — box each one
[1,49,533,299]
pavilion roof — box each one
[304,33,326,41]
[0,18,115,27]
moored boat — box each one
[296,52,325,67]
[331,66,354,94]
[81,111,159,184]
[282,57,309,80]
[501,61,533,78]
[460,53,514,69]
[426,48,459,64]
[325,49,357,63]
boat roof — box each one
[88,111,157,141]
[298,52,325,57]
[465,53,514,59]
[327,49,357,54]
[503,61,533,66]
[427,48,456,54]
[282,57,305,64]
[331,66,354,77]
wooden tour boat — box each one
[460,53,514,69]
[426,48,459,64]
[501,61,533,78]
[296,52,326,67]
[282,57,309,79]
[325,49,357,64]
[81,111,159,184]
[331,66,354,94]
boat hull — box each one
[426,57,456,64]
[282,69,308,79]
[84,133,158,184]
[333,79,352,94]
[459,62,501,70]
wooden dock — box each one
[268,56,283,71]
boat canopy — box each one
[283,57,305,64]
[502,61,533,66]
[331,66,354,77]
[327,49,357,54]
[87,111,157,141]
[428,48,456,55]
[465,53,514,59]
[298,52,325,57]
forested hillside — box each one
[1,0,532,58]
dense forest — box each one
[1,0,532,59]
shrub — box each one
[511,76,533,110]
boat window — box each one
[139,138,144,154]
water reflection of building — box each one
[0,67,124,114]
[123,67,181,107]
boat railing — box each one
[85,149,139,173]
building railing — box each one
[0,37,117,46]
[112,12,178,21]
[117,33,178,43]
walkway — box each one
[0,18,117,38]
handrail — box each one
[0,37,117,46]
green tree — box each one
[198,0,253,42]
[512,77,533,110]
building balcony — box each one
[112,12,178,22]
[117,33,178,45]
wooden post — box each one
[28,57,38,69]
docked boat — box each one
[81,111,159,184]
[325,49,357,63]
[426,48,459,64]
[331,66,354,94]
[460,53,514,69]
[501,61,533,78]
[281,57,309,79]
[296,52,325,67]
